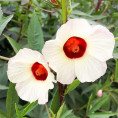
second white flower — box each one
[42,18,115,84]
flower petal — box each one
[57,61,76,84]
[7,62,32,83]
[87,25,115,61]
[75,54,107,83]
[43,66,56,89]
[10,48,45,63]
[56,18,92,45]
[15,78,49,103]
[38,91,48,104]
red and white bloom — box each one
[7,48,56,104]
[42,19,115,84]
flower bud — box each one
[97,89,102,98]
[50,0,61,7]
[50,0,58,4]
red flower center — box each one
[63,37,87,59]
[31,62,48,81]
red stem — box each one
[101,7,107,15]
[58,82,64,106]
[95,0,101,12]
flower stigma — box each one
[31,62,48,81]
[63,36,87,59]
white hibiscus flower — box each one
[42,18,115,84]
[7,48,56,104]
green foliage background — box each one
[0,0,118,118]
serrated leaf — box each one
[28,13,44,52]
[3,34,22,53]
[88,112,118,118]
[89,95,109,113]
[50,88,60,114]
[6,82,19,118]
[64,79,80,95]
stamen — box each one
[63,37,87,59]
[31,62,48,81]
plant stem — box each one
[61,0,67,24]
[17,23,23,42]
[95,0,101,12]
[57,82,64,106]
[45,103,51,118]
[0,56,9,61]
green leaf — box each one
[0,5,3,19]
[15,104,21,118]
[115,59,118,82]
[88,112,118,118]
[102,73,112,90]
[50,88,60,114]
[20,101,38,117]
[6,82,19,118]
[3,34,22,53]
[0,110,7,118]
[56,103,65,118]
[89,95,109,113]
[27,104,48,118]
[110,92,118,105]
[86,94,93,114]
[61,110,73,118]
[28,13,44,52]
[64,79,80,95]
[0,15,13,35]
[113,28,118,37]
[56,103,78,118]
[0,5,13,36]
[49,109,56,118]
[0,60,8,86]
[72,10,107,20]
[0,84,8,90]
